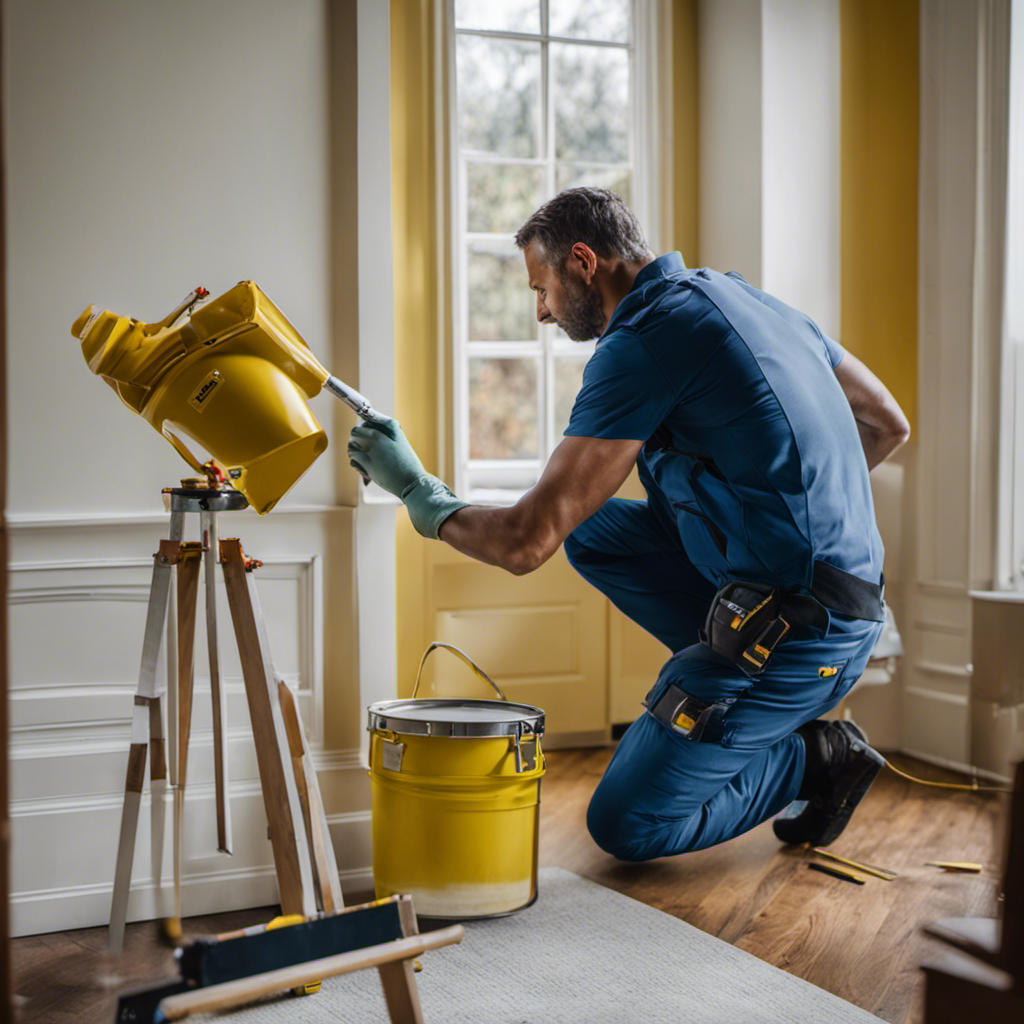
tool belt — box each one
[700,564,884,677]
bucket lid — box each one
[367,698,545,738]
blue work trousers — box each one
[564,498,883,861]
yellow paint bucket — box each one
[368,643,546,919]
[73,282,331,514]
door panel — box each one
[421,548,608,738]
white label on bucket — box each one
[381,741,405,772]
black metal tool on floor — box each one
[116,894,463,1023]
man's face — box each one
[523,240,605,342]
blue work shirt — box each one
[564,252,884,595]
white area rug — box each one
[193,867,885,1024]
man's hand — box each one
[347,418,467,538]
[348,417,425,497]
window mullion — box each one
[542,0,556,464]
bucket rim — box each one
[367,697,545,738]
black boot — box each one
[773,719,885,847]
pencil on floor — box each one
[811,847,897,881]
[925,861,983,873]
[808,861,867,885]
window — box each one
[1000,0,1024,587]
[447,0,661,501]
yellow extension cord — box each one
[883,757,1012,793]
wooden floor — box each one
[11,748,1005,1024]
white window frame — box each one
[440,0,668,502]
[997,0,1024,589]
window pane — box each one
[552,43,629,163]
[457,36,541,158]
[549,0,630,42]
[455,0,540,34]
[470,358,539,458]
[467,241,536,341]
[467,162,545,234]
[556,165,632,206]
[553,356,588,437]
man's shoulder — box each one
[612,271,713,337]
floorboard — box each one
[11,748,1005,1023]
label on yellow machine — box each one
[188,370,224,412]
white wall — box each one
[5,0,393,935]
[907,0,1011,776]
[698,0,840,336]
[6,0,335,515]
[761,0,840,338]
[698,0,763,282]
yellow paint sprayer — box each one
[73,282,382,513]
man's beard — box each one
[556,275,605,342]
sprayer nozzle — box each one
[72,304,97,340]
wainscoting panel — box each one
[6,507,365,937]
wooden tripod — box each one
[108,481,341,954]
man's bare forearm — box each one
[438,503,559,575]
[435,436,645,576]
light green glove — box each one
[347,417,467,538]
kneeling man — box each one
[348,187,910,859]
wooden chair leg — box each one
[377,960,425,1024]
[378,887,424,1023]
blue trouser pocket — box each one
[586,618,882,861]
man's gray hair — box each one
[514,187,653,274]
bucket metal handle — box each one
[410,643,541,774]
[411,642,509,702]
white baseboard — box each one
[898,747,1012,785]
[11,861,376,939]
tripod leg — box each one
[109,542,177,954]
[278,680,343,913]
[148,696,168,922]
[201,510,233,854]
[173,544,203,928]
[166,510,184,788]
[220,539,316,918]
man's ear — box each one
[571,242,598,284]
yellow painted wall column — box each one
[673,0,700,265]
[840,0,919,428]
[391,0,441,696]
